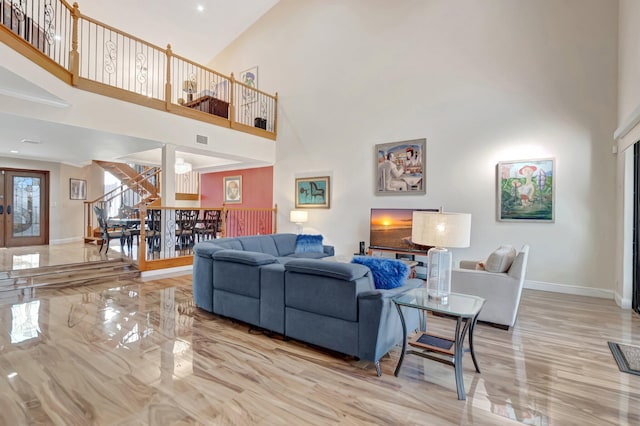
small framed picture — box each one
[497,158,555,222]
[295,176,330,209]
[224,176,242,204]
[69,178,86,200]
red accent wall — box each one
[200,166,273,208]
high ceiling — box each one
[78,0,279,64]
[0,0,279,170]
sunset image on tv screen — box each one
[370,209,416,251]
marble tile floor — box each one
[0,242,129,273]
[0,246,639,424]
[0,241,195,274]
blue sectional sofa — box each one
[192,233,421,375]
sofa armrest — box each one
[285,259,368,281]
[459,260,480,270]
[358,278,424,300]
[451,268,523,327]
[193,242,226,259]
[357,279,422,363]
[213,249,277,266]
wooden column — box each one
[69,2,80,85]
[229,72,235,123]
[165,44,172,109]
[274,92,279,136]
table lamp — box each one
[182,79,197,102]
[411,209,471,304]
[290,210,308,234]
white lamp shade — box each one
[411,211,471,248]
[290,210,308,223]
[175,158,192,174]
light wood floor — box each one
[0,244,639,424]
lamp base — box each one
[426,246,452,304]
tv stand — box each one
[367,248,427,258]
[367,248,427,279]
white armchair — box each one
[451,245,529,329]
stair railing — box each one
[83,167,161,240]
[137,204,278,271]
[0,0,277,139]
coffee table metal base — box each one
[394,303,481,400]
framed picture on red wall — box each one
[224,176,242,204]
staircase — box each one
[94,161,161,207]
[0,258,140,304]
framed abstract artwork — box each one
[69,178,86,200]
[223,176,242,204]
[295,176,330,209]
[497,158,555,222]
[375,138,426,195]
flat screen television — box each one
[369,208,437,253]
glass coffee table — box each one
[393,289,485,400]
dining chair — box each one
[195,209,220,242]
[146,209,162,253]
[176,209,198,250]
[94,205,129,254]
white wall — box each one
[211,0,618,293]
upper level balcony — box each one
[0,0,277,143]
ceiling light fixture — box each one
[20,139,42,144]
[197,4,204,12]
[175,157,192,174]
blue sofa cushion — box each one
[351,256,409,290]
[285,259,369,281]
[271,233,298,256]
[213,249,277,266]
[238,235,279,256]
[295,234,324,254]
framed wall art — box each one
[497,158,555,222]
[223,175,242,204]
[375,138,426,195]
[295,176,330,208]
[69,178,86,200]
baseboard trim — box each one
[615,292,632,309]
[141,265,192,280]
[50,237,84,245]
[525,280,613,299]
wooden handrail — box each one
[233,80,277,101]
[88,167,160,204]
[77,13,166,52]
[1,0,278,140]
[170,52,231,81]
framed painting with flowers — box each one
[497,158,555,222]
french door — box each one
[0,169,49,247]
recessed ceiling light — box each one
[9,150,19,154]
[20,139,42,144]
[197,5,204,12]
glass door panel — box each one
[2,170,48,247]
[12,175,41,238]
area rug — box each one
[608,341,640,376]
